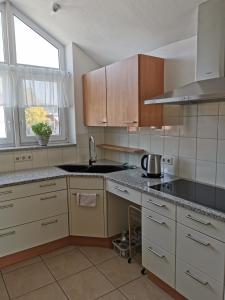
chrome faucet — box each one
[89,136,97,165]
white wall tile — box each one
[197,139,217,162]
[62,147,77,164]
[180,116,197,137]
[183,104,198,116]
[47,148,63,166]
[164,136,179,156]
[219,102,225,115]
[196,160,216,185]
[216,163,225,188]
[0,153,14,173]
[139,134,150,152]
[32,149,48,168]
[198,103,219,116]
[218,116,225,140]
[197,116,218,138]
[217,140,225,164]
[179,138,196,159]
[150,135,164,155]
[150,127,165,136]
[128,134,139,148]
[77,147,89,163]
[179,157,196,180]
[119,134,129,147]
[163,156,179,176]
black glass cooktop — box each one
[150,179,225,213]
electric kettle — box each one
[141,154,162,178]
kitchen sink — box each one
[57,164,128,173]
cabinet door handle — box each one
[39,182,56,188]
[186,214,211,225]
[147,215,165,225]
[98,121,107,124]
[41,219,58,226]
[40,195,57,201]
[0,190,13,196]
[0,230,16,238]
[186,233,210,246]
[185,270,208,286]
[115,186,128,193]
[147,247,165,259]
[147,199,165,208]
[124,121,138,124]
[0,203,14,209]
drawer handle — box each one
[0,190,13,196]
[147,215,165,225]
[124,121,138,124]
[41,219,58,226]
[185,270,208,286]
[0,230,16,238]
[115,186,128,193]
[40,195,57,201]
[147,199,165,208]
[98,121,107,124]
[0,203,14,209]
[40,183,56,188]
[186,214,211,225]
[186,233,210,247]
[147,247,165,259]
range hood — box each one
[145,0,225,105]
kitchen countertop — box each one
[0,163,225,222]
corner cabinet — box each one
[83,54,164,127]
[83,67,107,126]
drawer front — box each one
[0,214,69,257]
[142,238,175,287]
[70,189,105,238]
[142,193,176,219]
[0,190,68,230]
[69,177,104,190]
[142,208,176,254]
[176,259,223,300]
[177,206,225,242]
[0,178,67,202]
[106,180,141,205]
[177,224,225,283]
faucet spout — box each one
[89,136,97,166]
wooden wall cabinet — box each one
[83,54,164,127]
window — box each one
[14,16,60,69]
[0,3,69,148]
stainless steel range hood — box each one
[145,0,225,105]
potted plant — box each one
[32,122,52,146]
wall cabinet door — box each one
[106,56,139,127]
[83,67,107,126]
[69,189,105,238]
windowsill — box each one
[0,143,76,152]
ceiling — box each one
[11,0,206,65]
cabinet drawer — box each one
[177,206,225,242]
[142,238,175,288]
[0,178,67,202]
[142,193,176,219]
[70,189,105,238]
[176,259,223,300]
[0,214,69,257]
[177,224,225,283]
[69,177,104,190]
[142,208,176,254]
[0,190,68,230]
[106,180,141,205]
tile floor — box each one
[0,245,174,300]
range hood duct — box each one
[145,0,225,105]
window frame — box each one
[0,107,14,146]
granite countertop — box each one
[1,162,225,222]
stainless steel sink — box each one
[57,164,128,173]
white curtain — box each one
[0,64,71,108]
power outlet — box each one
[15,153,33,162]
[162,156,174,165]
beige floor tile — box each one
[97,256,141,287]
[79,246,117,264]
[0,274,9,300]
[41,245,76,260]
[99,290,127,300]
[119,277,174,300]
[3,262,54,299]
[59,266,114,300]
[1,256,41,274]
[15,283,67,300]
[44,250,92,280]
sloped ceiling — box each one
[11,0,206,65]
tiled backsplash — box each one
[104,102,225,188]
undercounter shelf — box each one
[97,144,145,154]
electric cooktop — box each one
[150,179,225,213]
